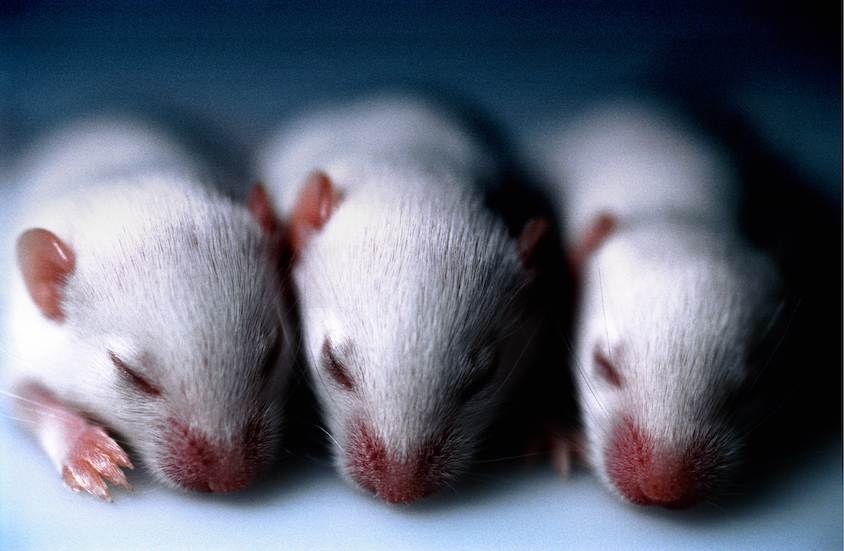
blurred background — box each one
[1,1,840,197]
[1,2,840,550]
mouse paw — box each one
[61,426,134,501]
[549,428,585,479]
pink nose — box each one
[346,421,453,504]
[161,421,269,493]
[606,417,723,509]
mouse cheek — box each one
[604,416,726,509]
[157,417,274,494]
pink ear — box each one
[289,171,341,258]
[247,183,280,235]
[16,228,76,322]
[516,217,550,267]
[570,213,617,276]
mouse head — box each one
[16,180,294,493]
[288,170,546,503]
[571,217,785,509]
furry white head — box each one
[295,167,540,503]
[574,219,784,508]
[6,118,294,494]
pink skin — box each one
[160,417,273,494]
[17,384,133,501]
[605,416,723,509]
[345,420,457,505]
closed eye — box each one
[261,337,283,380]
[109,350,161,397]
[593,349,622,388]
[322,339,354,391]
[457,365,497,403]
[457,346,499,403]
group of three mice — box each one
[3,91,785,510]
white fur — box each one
[4,117,294,491]
[257,95,500,212]
[540,98,784,503]
[257,96,541,498]
[545,99,743,243]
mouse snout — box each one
[605,417,723,509]
[346,421,456,505]
[160,419,272,494]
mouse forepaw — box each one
[61,426,134,501]
[550,438,574,479]
[549,428,585,480]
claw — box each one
[62,466,84,493]
[97,459,133,491]
[93,431,133,469]
[63,463,111,501]
[61,426,134,500]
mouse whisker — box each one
[311,422,343,454]
[745,295,799,398]
[0,389,75,420]
[487,319,541,406]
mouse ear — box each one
[247,182,294,276]
[247,182,281,236]
[570,212,617,277]
[289,171,342,258]
[516,217,550,267]
[16,228,76,322]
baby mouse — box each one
[256,94,548,504]
[3,115,294,500]
[539,97,786,509]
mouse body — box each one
[540,98,786,509]
[3,116,295,500]
[257,95,548,504]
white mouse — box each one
[539,97,786,509]
[3,116,295,500]
[256,94,548,504]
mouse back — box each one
[540,96,743,245]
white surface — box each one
[1,3,840,550]
[1,411,841,551]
